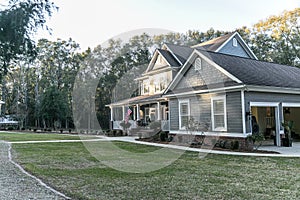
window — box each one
[232,38,238,47]
[211,96,227,131]
[195,58,202,71]
[160,77,167,91]
[179,100,190,130]
[143,81,149,94]
[154,82,160,93]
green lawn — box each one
[0,132,97,142]
[12,141,300,200]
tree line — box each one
[0,1,299,130]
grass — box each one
[11,140,300,200]
[0,132,98,142]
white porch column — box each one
[136,104,140,120]
[122,106,125,121]
[133,106,136,120]
[275,106,281,146]
[157,102,161,120]
[110,106,114,121]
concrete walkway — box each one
[0,142,69,200]
[258,142,300,156]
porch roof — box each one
[107,94,165,107]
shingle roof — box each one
[164,43,194,64]
[192,32,234,51]
[204,51,300,89]
[157,49,181,67]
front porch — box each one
[108,98,169,131]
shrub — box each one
[159,131,168,142]
[230,140,240,150]
[7,126,14,130]
[247,133,265,150]
[215,140,227,148]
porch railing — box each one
[112,120,137,130]
[113,120,169,131]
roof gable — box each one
[192,32,234,51]
[164,50,242,94]
[193,32,257,60]
[144,49,180,73]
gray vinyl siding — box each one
[175,58,232,90]
[169,98,179,130]
[244,91,300,132]
[226,92,243,133]
[218,37,251,58]
[169,92,244,133]
[169,94,212,131]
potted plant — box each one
[282,121,293,147]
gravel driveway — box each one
[0,142,68,200]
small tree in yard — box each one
[247,132,265,150]
[185,117,207,145]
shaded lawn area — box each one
[12,141,300,200]
[0,132,96,142]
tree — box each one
[0,0,58,82]
[39,86,67,129]
[34,38,85,129]
[250,8,300,66]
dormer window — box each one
[233,38,238,47]
[195,58,202,71]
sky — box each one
[4,0,300,50]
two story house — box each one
[107,32,300,146]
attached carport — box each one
[250,102,282,146]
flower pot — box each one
[282,138,292,147]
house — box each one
[107,32,300,147]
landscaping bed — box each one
[137,132,280,154]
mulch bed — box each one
[137,138,280,154]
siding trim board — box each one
[164,85,245,97]
[246,85,300,94]
[241,90,246,134]
[282,103,300,107]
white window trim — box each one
[179,99,190,130]
[211,96,227,131]
[142,80,149,95]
